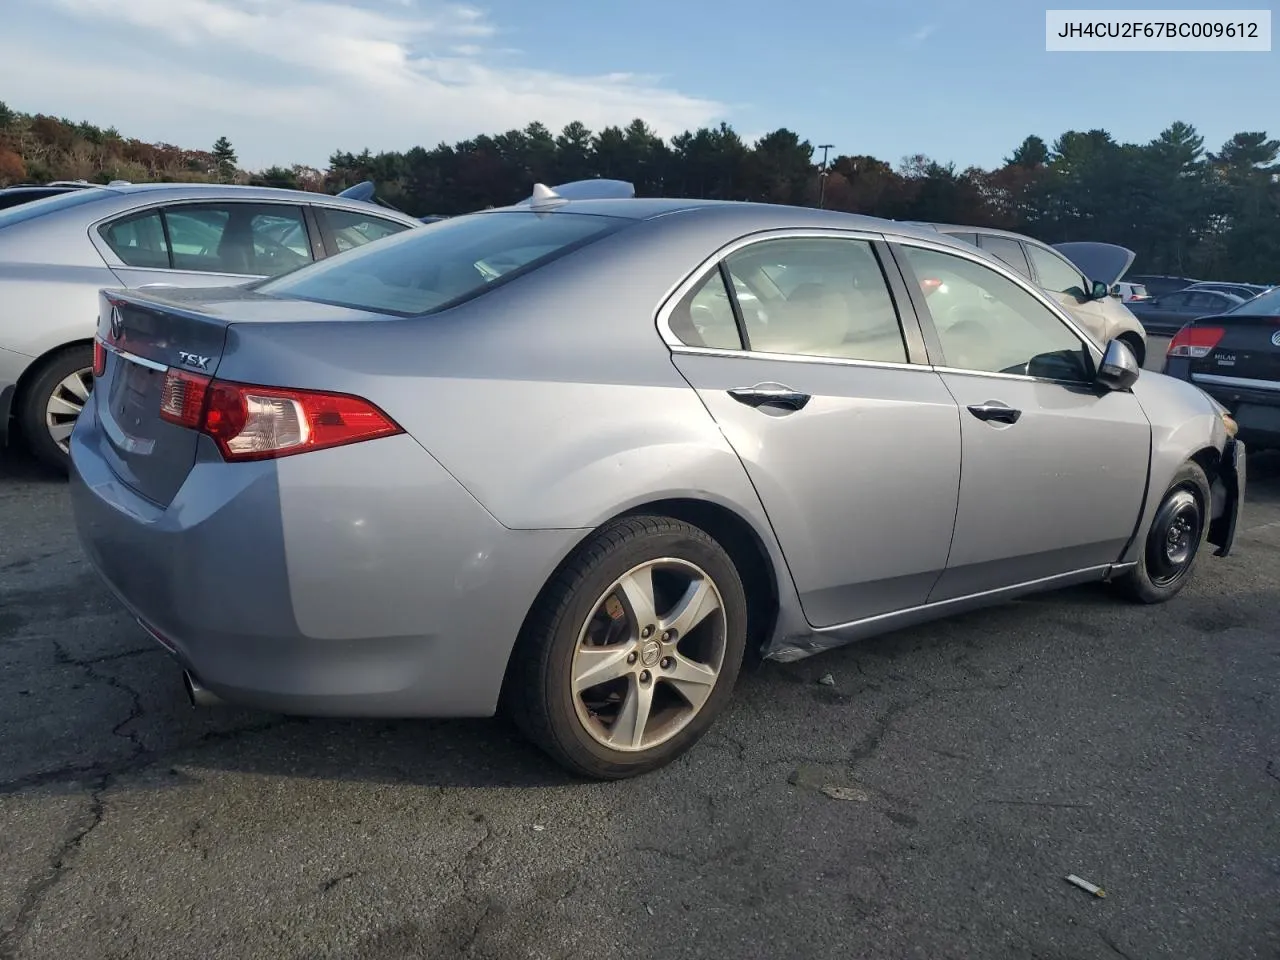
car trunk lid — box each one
[1187,313,1280,386]
[91,286,398,507]
[93,290,236,506]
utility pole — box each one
[817,143,834,208]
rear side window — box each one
[977,235,1032,279]
[258,211,630,316]
[163,203,311,276]
[101,210,170,268]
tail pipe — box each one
[183,671,224,707]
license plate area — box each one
[103,353,168,456]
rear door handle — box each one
[967,401,1022,425]
[728,383,811,411]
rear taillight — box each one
[1167,326,1225,359]
[158,369,402,461]
[92,338,106,378]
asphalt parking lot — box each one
[2,346,1278,960]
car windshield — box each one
[258,210,631,315]
[0,188,108,229]
[1226,286,1280,316]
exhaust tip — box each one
[183,670,224,708]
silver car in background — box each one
[69,192,1244,780]
[0,182,422,470]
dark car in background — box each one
[0,181,105,211]
[1127,287,1247,336]
[1164,285,1280,451]
[1183,281,1270,302]
[1128,275,1200,298]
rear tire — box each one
[504,515,748,780]
[1115,461,1210,604]
[18,345,94,475]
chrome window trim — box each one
[1192,372,1280,394]
[654,225,1105,389]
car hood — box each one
[1052,242,1136,285]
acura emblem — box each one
[1271,330,1280,347]
[109,305,123,340]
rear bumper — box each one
[68,402,582,718]
[0,345,29,445]
[1172,368,1280,449]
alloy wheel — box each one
[570,558,727,752]
[44,366,93,454]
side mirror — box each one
[1090,279,1110,301]
[1097,338,1140,391]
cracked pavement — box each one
[2,436,1278,960]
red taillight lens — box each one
[158,369,403,461]
[92,338,107,378]
[1167,326,1225,359]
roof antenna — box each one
[528,182,567,212]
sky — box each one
[1,0,1276,172]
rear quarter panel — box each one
[215,211,812,642]
[1122,371,1227,563]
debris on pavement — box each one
[533,824,545,832]
[820,785,871,802]
[818,673,836,686]
[1066,874,1106,898]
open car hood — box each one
[1052,242,1136,285]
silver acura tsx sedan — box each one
[68,190,1245,779]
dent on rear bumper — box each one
[69,410,583,717]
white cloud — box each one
[3,0,728,168]
[907,23,937,44]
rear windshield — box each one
[1226,286,1280,316]
[257,210,631,316]
[0,188,109,229]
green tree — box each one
[212,136,237,181]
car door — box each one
[96,201,316,289]
[663,232,962,628]
[891,240,1151,601]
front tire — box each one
[504,515,748,780]
[18,345,94,475]
[1115,461,1210,604]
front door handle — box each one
[967,401,1022,425]
[728,383,812,411]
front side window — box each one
[978,235,1032,279]
[1025,243,1087,297]
[162,203,312,277]
[716,237,908,364]
[318,207,412,253]
[258,210,630,316]
[900,244,1092,382]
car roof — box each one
[486,196,958,245]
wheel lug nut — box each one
[660,657,673,670]
[661,631,673,642]
[627,653,637,665]
[641,625,654,638]
[639,670,651,684]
